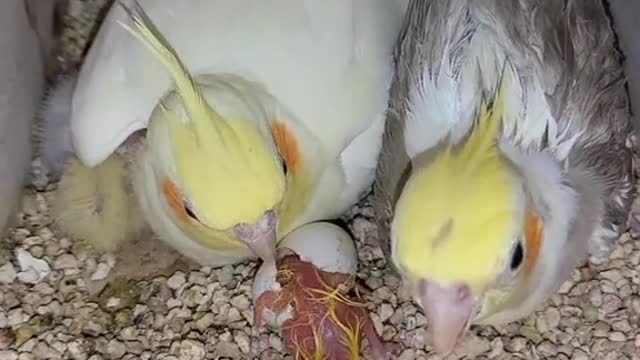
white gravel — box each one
[1,1,639,359]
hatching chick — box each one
[36,72,146,251]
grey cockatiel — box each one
[373,0,635,355]
[0,1,60,237]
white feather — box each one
[71,0,406,168]
[404,23,582,160]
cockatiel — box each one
[373,0,635,355]
[38,0,406,268]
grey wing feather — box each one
[488,0,634,248]
[372,0,428,262]
[372,106,411,262]
[533,0,634,239]
[608,0,640,138]
[461,0,633,245]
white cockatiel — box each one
[373,0,635,355]
[39,0,407,269]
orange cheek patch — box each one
[524,209,544,276]
[162,178,189,221]
[271,122,301,174]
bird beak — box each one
[417,279,475,355]
[233,210,278,265]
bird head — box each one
[151,86,286,266]
[390,75,545,354]
[120,2,288,264]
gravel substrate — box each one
[1,1,640,359]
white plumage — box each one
[403,8,578,161]
[71,0,406,168]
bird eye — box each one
[280,155,288,175]
[510,241,524,271]
[183,200,199,221]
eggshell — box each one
[278,222,358,275]
[251,259,279,307]
[251,221,358,314]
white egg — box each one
[278,221,358,275]
[251,221,358,327]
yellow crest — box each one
[393,69,523,292]
[120,2,285,229]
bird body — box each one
[42,0,406,266]
[373,0,634,354]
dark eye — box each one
[184,201,198,221]
[280,155,288,175]
[510,241,524,271]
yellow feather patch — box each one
[393,72,523,292]
[169,113,285,229]
[121,2,285,230]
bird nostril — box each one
[233,223,254,241]
[261,210,276,228]
[418,279,471,304]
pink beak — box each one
[233,210,278,265]
[417,279,475,355]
